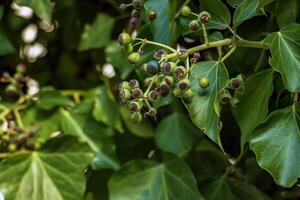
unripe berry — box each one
[119,81,130,90]
[8,143,17,152]
[159,81,171,97]
[190,53,201,64]
[182,89,194,99]
[129,101,142,112]
[129,79,139,90]
[161,62,176,75]
[148,11,157,21]
[189,20,200,31]
[199,77,210,88]
[146,60,160,75]
[228,78,241,90]
[132,9,141,18]
[153,49,166,61]
[119,89,131,101]
[173,87,181,97]
[230,97,240,108]
[132,0,143,10]
[199,11,211,24]
[124,44,133,54]
[118,32,131,46]
[178,78,191,91]
[5,84,18,93]
[219,91,232,105]
[147,107,157,117]
[147,90,160,102]
[132,88,143,99]
[128,52,141,64]
[130,112,143,123]
[16,64,26,74]
[236,74,245,84]
[164,76,174,85]
[181,5,191,17]
[177,49,189,61]
[174,66,187,80]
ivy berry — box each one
[199,77,210,88]
[181,5,191,17]
[128,52,141,64]
[146,60,160,75]
[189,20,200,31]
[118,32,131,46]
[199,11,211,24]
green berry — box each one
[228,78,241,90]
[153,49,166,61]
[128,52,141,64]
[219,90,232,105]
[132,88,143,99]
[148,11,157,21]
[119,81,130,90]
[182,89,194,99]
[119,89,131,101]
[129,101,142,112]
[189,20,200,31]
[130,112,143,123]
[173,87,181,98]
[132,0,143,10]
[199,77,210,88]
[159,81,171,97]
[230,97,240,108]
[178,78,191,91]
[8,143,17,152]
[161,62,176,75]
[236,74,245,84]
[124,44,133,54]
[177,49,189,61]
[16,64,26,73]
[181,5,191,17]
[164,75,174,85]
[146,60,160,75]
[147,90,160,102]
[199,11,211,24]
[129,79,139,90]
[174,66,187,80]
[118,32,131,46]
[5,84,18,93]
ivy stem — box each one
[13,108,24,129]
[236,38,268,49]
[293,93,299,103]
[134,38,176,52]
[143,74,163,98]
[174,0,192,18]
[221,45,237,62]
[217,46,222,62]
[201,23,209,45]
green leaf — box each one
[233,0,261,27]
[60,100,120,170]
[234,69,274,150]
[0,28,15,56]
[258,0,275,9]
[203,176,266,200]
[92,85,123,133]
[264,23,300,92]
[274,0,299,29]
[108,153,203,200]
[250,104,300,187]
[120,107,155,138]
[200,0,231,30]
[226,0,243,7]
[0,6,3,21]
[105,42,134,80]
[155,113,199,155]
[184,61,229,147]
[0,142,92,200]
[37,87,74,111]
[15,0,52,23]
[79,13,115,51]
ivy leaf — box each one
[250,104,300,187]
[200,0,231,30]
[202,176,266,200]
[233,0,261,28]
[184,61,229,147]
[79,13,115,51]
[274,0,299,29]
[234,69,274,150]
[0,140,93,200]
[15,0,52,23]
[108,153,203,200]
[0,28,15,56]
[37,87,74,111]
[258,0,275,9]
[155,113,199,156]
[226,0,243,7]
[92,85,123,133]
[264,23,300,92]
[60,100,120,170]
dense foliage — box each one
[0,0,300,199]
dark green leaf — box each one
[0,28,15,56]
[184,61,229,147]
[250,104,300,187]
[233,0,261,28]
[226,0,243,7]
[264,23,300,92]
[234,69,274,150]
[79,13,115,51]
[274,0,299,29]
[108,153,203,200]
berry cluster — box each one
[0,120,40,152]
[180,5,211,31]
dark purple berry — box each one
[148,11,157,21]
[129,79,139,89]
[146,60,160,75]
[132,88,143,99]
[147,90,160,102]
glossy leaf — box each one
[264,23,300,92]
[79,13,114,51]
[184,61,229,147]
[200,0,231,30]
[233,0,260,27]
[234,69,274,150]
[108,153,202,200]
[0,142,92,200]
[60,100,120,170]
[0,28,15,56]
[15,0,52,23]
[274,0,299,29]
[92,85,123,133]
[250,104,300,187]
[155,113,199,155]
[258,0,275,9]
[226,0,243,7]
